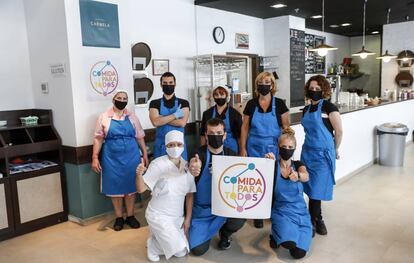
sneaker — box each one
[254,219,264,229]
[269,235,279,249]
[315,219,328,235]
[125,216,140,229]
[218,230,232,250]
[113,217,124,231]
[147,249,160,262]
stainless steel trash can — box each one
[377,123,409,166]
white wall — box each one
[0,0,34,110]
[292,100,414,182]
[195,6,264,56]
[349,35,381,97]
[23,0,77,146]
[263,16,291,103]
[382,21,414,93]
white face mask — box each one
[166,146,184,159]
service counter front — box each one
[289,99,414,183]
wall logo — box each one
[89,60,119,96]
[218,162,266,213]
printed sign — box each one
[89,60,119,96]
[212,155,275,219]
[80,0,120,48]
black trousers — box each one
[308,199,322,222]
[191,218,246,256]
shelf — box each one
[0,124,51,131]
[9,165,61,181]
[2,140,60,159]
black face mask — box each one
[114,100,127,110]
[257,84,271,96]
[207,135,224,149]
[279,147,295,161]
[162,85,175,95]
[214,98,227,106]
[307,90,323,101]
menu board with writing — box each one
[290,29,306,107]
[305,34,326,74]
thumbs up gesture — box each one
[136,158,146,176]
[189,154,202,177]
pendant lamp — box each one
[309,0,338,57]
[376,9,397,62]
[352,0,375,59]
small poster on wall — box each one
[212,155,275,219]
[89,59,119,97]
[235,33,249,49]
[80,0,120,48]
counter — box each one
[289,99,414,183]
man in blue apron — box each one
[149,72,190,160]
[266,131,312,259]
[301,75,343,236]
[189,118,246,256]
[200,86,242,153]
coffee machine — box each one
[327,74,342,105]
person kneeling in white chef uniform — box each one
[136,130,202,261]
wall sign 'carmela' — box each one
[212,155,275,219]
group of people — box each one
[92,71,343,261]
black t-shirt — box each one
[243,97,289,127]
[275,160,304,181]
[149,95,190,112]
[200,106,243,138]
[195,145,237,183]
[302,100,338,135]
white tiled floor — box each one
[1,144,414,263]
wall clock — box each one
[213,26,225,44]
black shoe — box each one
[315,219,327,235]
[113,217,124,231]
[125,216,140,229]
[254,219,264,229]
[269,235,279,249]
[218,230,232,250]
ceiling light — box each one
[329,24,339,28]
[311,15,323,19]
[341,23,352,26]
[396,50,414,61]
[309,0,338,57]
[352,0,375,59]
[371,31,379,34]
[271,3,287,8]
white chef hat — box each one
[165,130,184,145]
[112,89,129,99]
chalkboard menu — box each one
[305,34,326,74]
[290,29,305,107]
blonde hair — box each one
[278,127,296,147]
[255,72,278,97]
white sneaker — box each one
[147,249,160,262]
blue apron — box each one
[301,100,336,201]
[153,98,187,160]
[271,162,312,251]
[101,116,141,195]
[212,106,239,153]
[189,150,226,249]
[247,97,281,158]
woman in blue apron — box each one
[301,75,343,236]
[200,86,242,153]
[92,90,148,231]
[149,72,190,160]
[189,118,246,256]
[267,129,312,259]
[240,71,290,228]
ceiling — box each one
[195,0,414,36]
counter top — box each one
[290,98,414,125]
